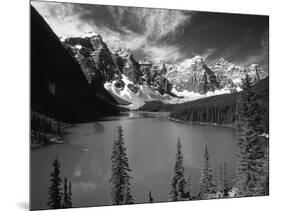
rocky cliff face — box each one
[166,56,268,94]
[61,33,175,108]
[210,58,268,91]
[166,56,220,94]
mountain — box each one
[210,58,267,91]
[61,33,177,108]
[166,56,220,94]
[166,56,268,95]
[31,6,123,123]
[50,20,268,109]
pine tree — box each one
[124,177,134,204]
[198,145,216,198]
[235,74,268,197]
[47,157,62,209]
[68,182,72,208]
[170,138,189,201]
[109,126,133,205]
[62,177,72,208]
[235,88,250,196]
[235,135,251,196]
[148,190,154,203]
[62,177,69,208]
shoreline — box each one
[168,117,235,129]
[31,130,69,149]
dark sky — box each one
[31,1,269,69]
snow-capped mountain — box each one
[60,32,176,108]
[211,58,268,90]
[166,56,268,95]
[166,55,220,94]
[59,32,268,109]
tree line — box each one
[169,77,268,133]
[31,111,67,145]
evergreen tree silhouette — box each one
[124,177,134,204]
[235,74,268,196]
[170,138,189,201]
[109,126,133,205]
[62,177,72,208]
[68,182,72,208]
[47,157,62,209]
[198,145,216,198]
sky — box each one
[31,1,269,69]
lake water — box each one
[31,112,238,210]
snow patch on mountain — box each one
[169,87,233,104]
[104,75,176,109]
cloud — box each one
[142,45,184,63]
[31,1,95,37]
[31,1,193,63]
[201,48,217,60]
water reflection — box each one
[101,111,169,121]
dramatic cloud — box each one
[31,1,269,66]
[31,1,193,63]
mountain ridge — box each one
[57,30,268,109]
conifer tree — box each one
[124,177,134,204]
[62,177,68,208]
[109,126,133,205]
[198,145,216,198]
[235,88,250,196]
[47,157,62,209]
[62,177,72,208]
[170,138,189,201]
[235,74,268,197]
[148,190,154,203]
[68,182,72,208]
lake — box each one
[31,112,238,210]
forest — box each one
[31,111,68,147]
[141,77,269,133]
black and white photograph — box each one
[30,0,269,210]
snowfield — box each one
[104,75,233,109]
